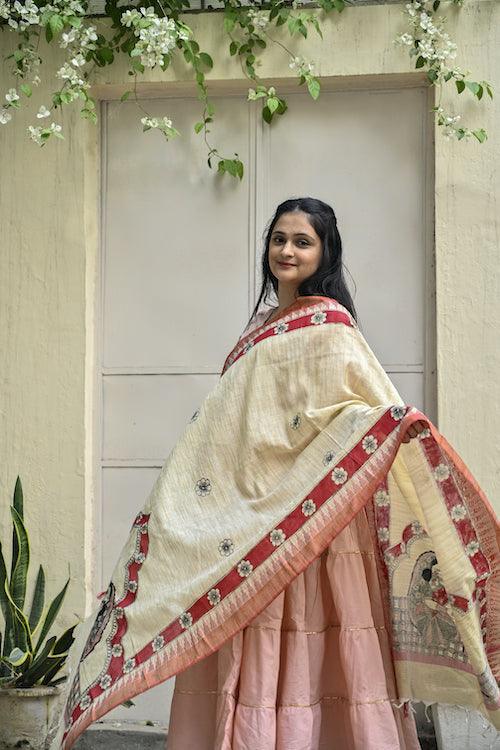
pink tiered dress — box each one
[166,306,422,750]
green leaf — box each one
[307,77,320,100]
[455,79,465,94]
[0,542,11,630]
[11,477,23,581]
[28,565,45,634]
[17,636,57,686]
[45,24,53,44]
[81,108,98,123]
[310,17,323,40]
[3,577,32,655]
[473,128,487,143]
[262,105,273,124]
[0,544,14,659]
[229,41,238,56]
[199,52,213,69]
[131,59,144,74]
[10,507,29,612]
[40,654,67,686]
[194,121,204,134]
[465,81,480,96]
[34,578,69,656]
[49,14,64,36]
[120,90,133,102]
[20,84,32,97]
[267,97,279,114]
[7,648,28,667]
[415,56,425,69]
[52,624,76,656]
[96,47,114,65]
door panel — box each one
[100,84,433,725]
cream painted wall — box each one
[0,1,498,636]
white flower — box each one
[411,520,423,535]
[36,105,51,119]
[31,75,41,86]
[465,540,480,557]
[179,611,193,628]
[323,450,335,466]
[99,674,112,690]
[152,634,165,651]
[269,528,286,546]
[302,498,316,516]
[207,588,221,606]
[218,538,234,556]
[331,467,348,485]
[27,125,43,145]
[114,606,124,619]
[362,434,378,454]
[195,477,211,496]
[274,321,289,335]
[5,88,19,103]
[237,559,253,577]
[310,311,327,325]
[247,8,270,30]
[398,33,414,47]
[378,526,390,542]
[374,489,390,507]
[60,29,78,48]
[123,657,135,673]
[127,580,138,593]
[0,108,12,124]
[390,406,406,421]
[71,52,86,68]
[450,504,467,522]
[111,643,123,657]
[419,427,431,439]
[434,463,450,482]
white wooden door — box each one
[99,82,434,725]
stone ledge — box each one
[74,723,167,750]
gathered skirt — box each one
[166,507,422,750]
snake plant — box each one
[0,476,76,688]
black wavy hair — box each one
[248,197,358,329]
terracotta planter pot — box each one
[0,686,62,750]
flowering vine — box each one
[0,0,493,179]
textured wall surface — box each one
[0,2,498,633]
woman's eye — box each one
[273,238,309,246]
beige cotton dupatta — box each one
[51,295,500,748]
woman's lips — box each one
[278,262,296,267]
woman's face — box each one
[268,211,323,292]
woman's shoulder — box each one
[238,305,277,341]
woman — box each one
[52,198,500,750]
[166,198,427,749]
